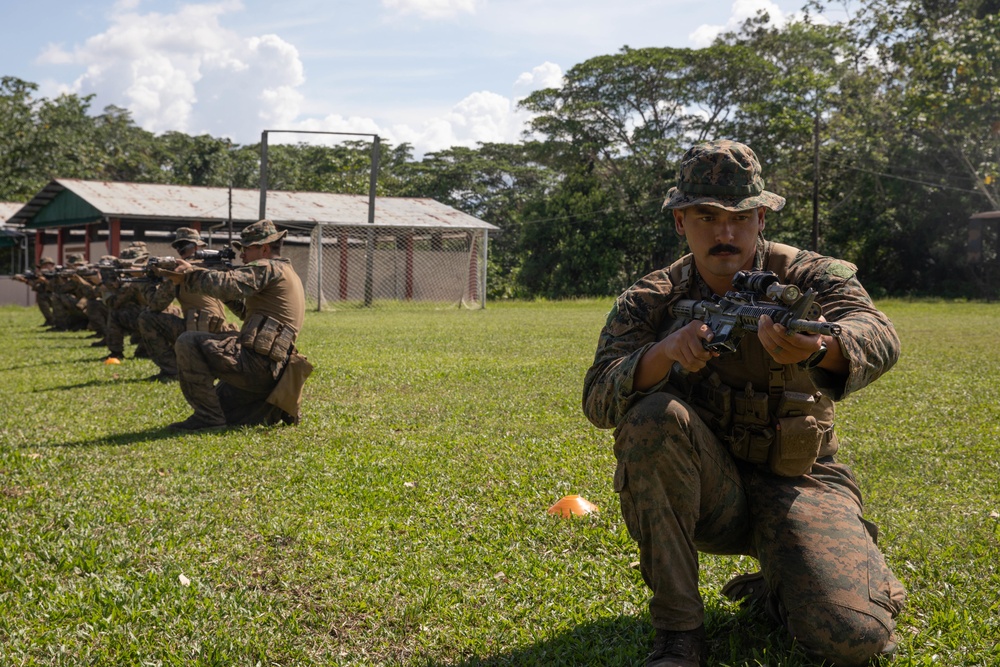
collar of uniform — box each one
[753,235,767,270]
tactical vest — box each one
[663,242,838,476]
[178,283,232,333]
[239,259,306,363]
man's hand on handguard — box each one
[758,314,848,375]
[757,313,822,364]
[154,258,193,285]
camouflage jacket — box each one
[104,280,147,310]
[582,239,900,430]
[145,271,228,320]
[182,258,305,334]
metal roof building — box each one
[9,179,497,262]
[9,179,498,307]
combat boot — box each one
[646,625,706,667]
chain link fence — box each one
[293,223,490,309]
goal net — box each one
[296,223,490,309]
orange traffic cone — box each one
[547,494,599,518]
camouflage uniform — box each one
[14,256,57,327]
[49,254,90,331]
[172,220,305,430]
[35,277,56,326]
[73,258,114,342]
[582,141,905,667]
[138,228,233,378]
[103,249,150,359]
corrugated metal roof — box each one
[0,202,25,224]
[13,179,498,231]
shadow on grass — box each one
[439,607,799,667]
[442,614,651,667]
[5,357,105,372]
[434,608,815,667]
[41,375,157,391]
[44,426,189,448]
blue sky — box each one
[0,0,841,156]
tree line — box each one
[2,0,998,299]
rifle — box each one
[669,270,841,361]
[192,247,236,269]
[13,270,39,283]
[118,247,236,283]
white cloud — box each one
[378,62,562,155]
[385,90,512,152]
[29,0,574,157]
[41,1,306,140]
[689,0,788,48]
[278,115,383,144]
[513,62,563,100]
[381,0,481,20]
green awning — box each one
[23,189,104,230]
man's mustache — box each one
[709,244,741,255]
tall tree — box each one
[92,105,163,183]
[0,77,41,201]
[519,47,704,291]
[0,77,104,200]
[812,0,1000,293]
[403,142,555,298]
[710,14,857,250]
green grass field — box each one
[1,299,998,666]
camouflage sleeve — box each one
[145,280,178,313]
[70,278,97,300]
[787,251,900,399]
[582,271,676,430]
[181,260,280,303]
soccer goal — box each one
[299,223,490,309]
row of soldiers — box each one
[14,227,236,381]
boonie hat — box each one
[172,227,206,249]
[663,140,785,212]
[232,219,287,251]
[66,253,86,266]
[37,256,56,267]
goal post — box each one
[258,129,495,310]
[304,223,490,309]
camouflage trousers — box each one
[86,299,108,338]
[51,293,88,330]
[137,307,184,375]
[174,330,280,426]
[36,291,54,326]
[614,392,905,667]
[106,303,143,356]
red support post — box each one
[108,218,121,257]
[405,231,414,300]
[339,231,349,301]
[57,228,66,264]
